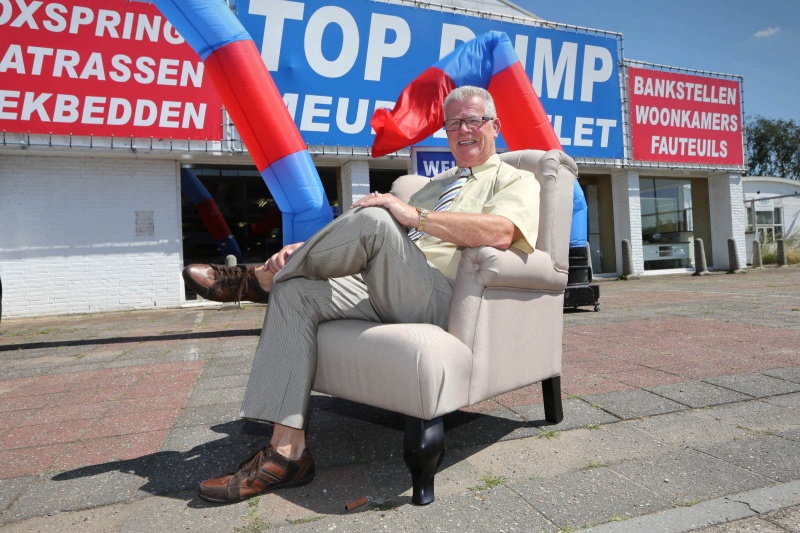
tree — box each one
[746,116,800,180]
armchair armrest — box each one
[447,246,567,352]
[460,246,567,292]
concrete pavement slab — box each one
[584,389,688,419]
[611,448,769,505]
[645,380,753,408]
[514,397,621,431]
[1,463,148,525]
[391,485,554,532]
[583,497,754,532]
[705,397,800,433]
[763,366,800,384]
[698,434,800,483]
[515,466,673,529]
[765,504,800,531]
[628,408,752,449]
[705,372,800,398]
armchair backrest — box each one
[498,149,577,273]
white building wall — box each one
[611,170,644,274]
[0,155,183,318]
[341,160,370,213]
[708,173,746,271]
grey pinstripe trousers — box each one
[240,207,453,429]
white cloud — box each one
[754,27,781,38]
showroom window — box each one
[640,178,694,270]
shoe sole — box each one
[197,467,316,504]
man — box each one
[186,86,540,503]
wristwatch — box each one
[415,207,430,232]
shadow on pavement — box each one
[0,329,261,352]
[51,398,556,513]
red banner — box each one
[0,0,222,140]
[628,67,743,166]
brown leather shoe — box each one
[198,446,315,504]
[183,264,270,303]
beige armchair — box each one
[314,149,578,505]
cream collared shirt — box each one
[409,154,540,283]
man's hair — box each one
[444,86,497,118]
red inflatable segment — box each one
[487,63,563,152]
[371,68,457,158]
[204,40,307,171]
[196,200,231,242]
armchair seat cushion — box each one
[315,320,473,420]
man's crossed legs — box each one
[194,207,452,503]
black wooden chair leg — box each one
[542,376,564,424]
[403,415,444,505]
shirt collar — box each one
[459,153,501,180]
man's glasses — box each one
[443,116,494,131]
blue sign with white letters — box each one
[237,0,624,159]
[413,149,457,177]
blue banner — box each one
[413,149,456,177]
[237,0,624,159]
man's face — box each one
[445,95,500,168]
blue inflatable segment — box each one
[260,151,333,244]
[153,0,251,60]
[180,167,212,205]
[570,181,588,248]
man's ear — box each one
[492,117,501,138]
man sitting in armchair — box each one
[183,86,540,503]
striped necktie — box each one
[408,167,470,242]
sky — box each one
[518,0,800,123]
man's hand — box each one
[352,192,418,228]
[265,242,304,274]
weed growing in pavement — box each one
[288,515,324,525]
[585,460,607,469]
[536,429,559,439]
[469,473,507,491]
[235,498,270,533]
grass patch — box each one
[288,515,324,526]
[536,429,559,439]
[678,499,702,507]
[585,460,607,469]
[469,473,507,491]
[584,423,600,430]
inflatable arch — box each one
[151,0,332,245]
